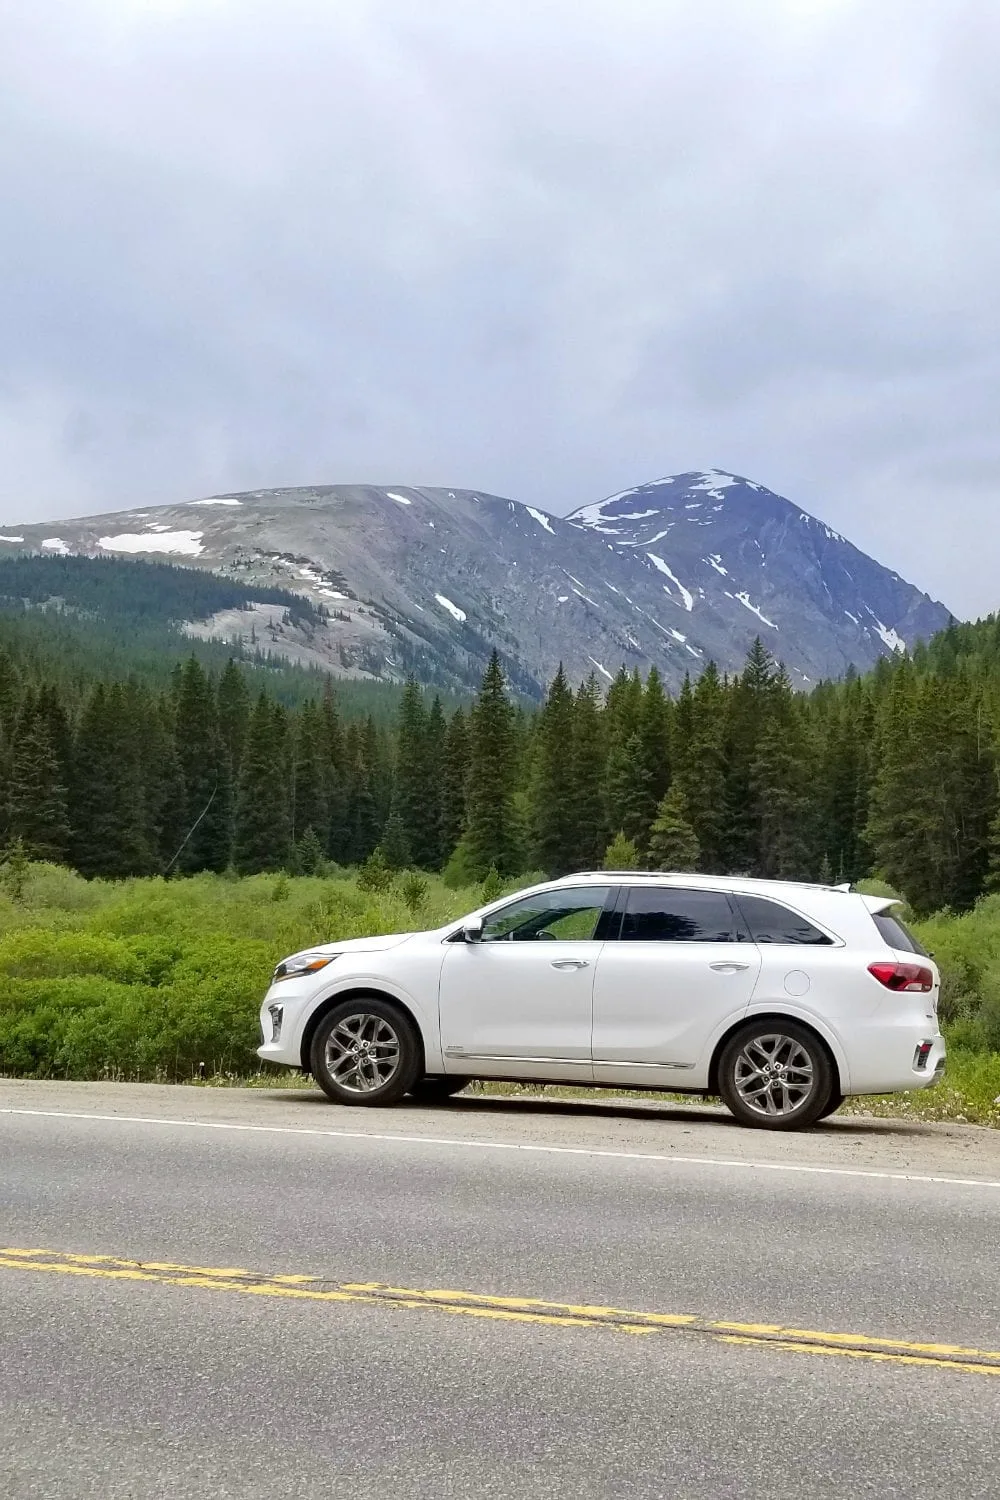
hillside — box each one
[0,471,951,696]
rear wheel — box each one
[310,999,421,1106]
[409,1076,471,1104]
[718,1021,834,1130]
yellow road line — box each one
[2,1246,998,1376]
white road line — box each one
[3,1106,1000,1191]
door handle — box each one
[709,961,751,972]
[550,958,590,971]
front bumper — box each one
[257,982,315,1067]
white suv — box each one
[258,873,945,1130]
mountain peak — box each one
[0,473,950,698]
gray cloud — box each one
[1,0,999,615]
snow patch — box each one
[630,526,673,549]
[525,506,555,535]
[866,612,906,653]
[387,491,412,506]
[557,595,569,603]
[0,535,24,543]
[706,554,729,576]
[669,629,687,643]
[98,530,204,557]
[587,657,614,682]
[435,593,467,623]
[690,471,738,491]
[646,553,694,610]
[726,591,778,629]
[193,498,242,507]
[41,538,70,554]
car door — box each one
[591,885,761,1089]
[438,885,614,1081]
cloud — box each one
[1,0,998,614]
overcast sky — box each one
[2,0,999,615]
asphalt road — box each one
[3,1081,1000,1498]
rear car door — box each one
[438,886,614,1081]
[591,886,761,1089]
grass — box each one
[1,862,999,1128]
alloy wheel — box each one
[733,1032,815,1118]
[324,1012,401,1094]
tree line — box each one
[2,614,1000,916]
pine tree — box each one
[605,731,651,849]
[8,715,70,863]
[423,696,447,870]
[394,679,433,867]
[290,702,328,846]
[604,667,644,746]
[568,675,608,870]
[217,659,251,781]
[70,684,156,878]
[173,658,231,873]
[750,672,817,880]
[637,665,671,818]
[723,640,778,872]
[343,723,380,864]
[647,784,701,871]
[529,664,577,876]
[466,651,521,877]
[379,808,412,871]
[319,686,348,862]
[673,662,728,871]
[295,825,326,876]
[603,831,640,870]
[0,647,20,747]
[232,695,292,874]
[440,706,470,860]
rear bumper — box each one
[846,1028,945,1095]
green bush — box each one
[0,862,482,1081]
[3,859,1000,1108]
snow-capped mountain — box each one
[0,472,951,696]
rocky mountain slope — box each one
[0,471,951,696]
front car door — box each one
[591,885,762,1089]
[438,885,614,1081]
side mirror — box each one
[462,916,484,943]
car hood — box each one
[309,933,416,958]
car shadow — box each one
[269,1086,933,1134]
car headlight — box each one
[272,952,339,983]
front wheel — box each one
[310,999,421,1106]
[718,1022,834,1130]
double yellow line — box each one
[2,1246,999,1377]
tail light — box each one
[868,961,935,993]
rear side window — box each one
[620,888,736,942]
[733,895,833,946]
[873,912,928,957]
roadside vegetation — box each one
[1,860,999,1128]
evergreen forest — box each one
[2,611,1000,918]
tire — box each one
[718,1021,835,1131]
[817,1093,845,1121]
[310,998,421,1106]
[409,1076,471,1104]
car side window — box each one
[619,888,737,942]
[733,895,833,946]
[480,888,612,942]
